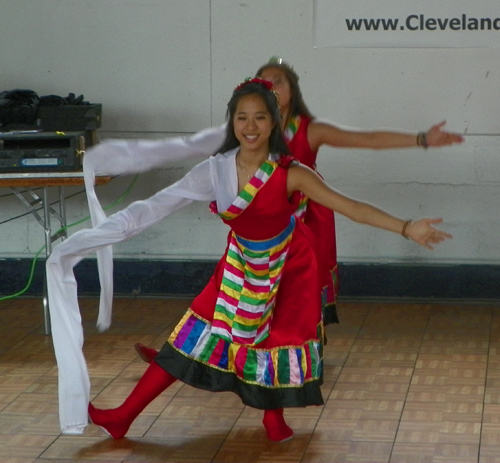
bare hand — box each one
[426,121,464,147]
[405,218,452,250]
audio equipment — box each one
[0,131,85,172]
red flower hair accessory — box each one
[234,77,274,92]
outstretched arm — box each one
[307,119,464,152]
[85,124,226,177]
[287,164,452,249]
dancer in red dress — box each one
[85,78,452,442]
[132,59,463,363]
[136,60,464,365]
[256,58,464,324]
[281,111,338,323]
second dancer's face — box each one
[233,93,274,155]
[259,67,292,110]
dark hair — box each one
[217,80,290,156]
[255,59,314,120]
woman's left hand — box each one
[405,218,453,250]
[426,121,464,147]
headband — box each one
[234,77,274,92]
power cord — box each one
[0,175,139,302]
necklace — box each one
[236,155,252,180]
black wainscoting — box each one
[1,258,499,301]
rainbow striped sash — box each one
[213,159,294,345]
[294,193,308,221]
[283,115,300,143]
[219,160,276,221]
[283,116,309,222]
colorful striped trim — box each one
[211,157,291,346]
[284,115,301,143]
[168,309,323,388]
[322,265,339,307]
[282,115,310,222]
[213,217,296,345]
[235,216,296,251]
[219,160,277,221]
[294,193,308,221]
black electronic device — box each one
[36,104,102,132]
[0,131,85,172]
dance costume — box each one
[285,115,339,323]
[47,146,323,434]
[155,154,324,409]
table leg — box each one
[42,187,52,335]
[41,186,68,335]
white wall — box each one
[1,0,499,264]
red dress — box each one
[285,115,339,324]
[155,156,324,409]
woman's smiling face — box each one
[233,93,275,154]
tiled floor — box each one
[1,296,500,462]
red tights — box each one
[89,360,294,441]
[88,361,176,439]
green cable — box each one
[0,245,47,301]
[0,175,139,302]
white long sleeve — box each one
[47,150,238,435]
[83,124,226,179]
[82,125,226,332]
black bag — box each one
[0,89,40,127]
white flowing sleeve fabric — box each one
[46,152,234,435]
[84,124,227,178]
[82,125,226,334]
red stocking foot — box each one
[134,343,159,364]
[88,403,131,439]
[263,409,294,442]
